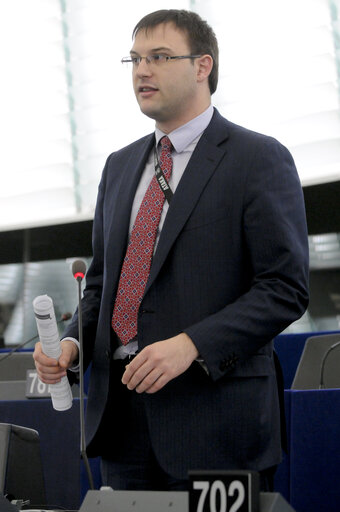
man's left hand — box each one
[121,333,199,394]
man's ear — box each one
[196,54,214,83]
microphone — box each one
[72,259,87,282]
[319,340,340,389]
[71,259,94,490]
[61,312,73,322]
[0,313,72,364]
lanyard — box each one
[153,146,173,204]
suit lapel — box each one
[105,134,155,291]
[145,112,230,294]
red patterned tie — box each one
[112,136,173,345]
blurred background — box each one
[1,0,340,347]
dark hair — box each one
[133,9,219,95]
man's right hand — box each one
[33,340,79,385]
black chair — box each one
[291,333,340,390]
[0,423,46,507]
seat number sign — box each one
[26,369,51,398]
[189,471,259,512]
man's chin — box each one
[138,104,159,121]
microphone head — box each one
[61,312,72,321]
[72,259,87,281]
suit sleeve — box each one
[62,155,110,371]
[184,138,309,381]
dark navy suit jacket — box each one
[64,109,309,478]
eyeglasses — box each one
[121,54,202,67]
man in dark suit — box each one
[34,9,309,491]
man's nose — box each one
[135,58,152,76]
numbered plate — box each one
[189,470,259,512]
[26,369,51,398]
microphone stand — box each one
[0,334,38,363]
[75,272,94,491]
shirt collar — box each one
[155,105,214,153]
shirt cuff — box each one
[61,337,80,372]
